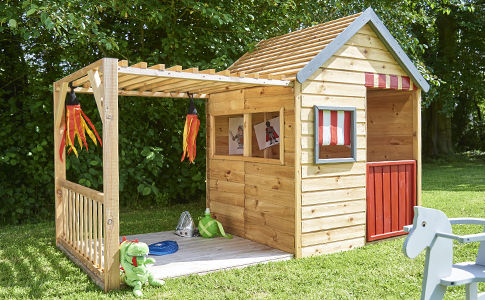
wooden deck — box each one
[122,231,293,279]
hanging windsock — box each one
[59,82,102,161]
[181,93,200,163]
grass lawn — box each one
[0,159,484,299]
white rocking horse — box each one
[403,206,485,300]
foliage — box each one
[402,0,484,155]
[0,0,483,224]
[0,161,483,298]
[0,0,353,224]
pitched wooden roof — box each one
[228,8,429,92]
[227,12,362,80]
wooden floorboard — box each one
[122,231,293,279]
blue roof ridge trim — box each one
[296,7,430,92]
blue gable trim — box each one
[296,7,430,92]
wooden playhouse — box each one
[53,7,428,291]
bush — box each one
[0,90,206,225]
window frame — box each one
[210,107,285,165]
[313,105,357,164]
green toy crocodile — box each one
[119,237,164,297]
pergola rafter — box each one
[55,59,291,100]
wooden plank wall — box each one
[298,24,420,257]
[367,89,414,162]
[207,86,296,253]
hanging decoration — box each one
[181,93,200,163]
[59,82,102,161]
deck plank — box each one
[122,231,292,279]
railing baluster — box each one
[65,189,68,241]
[76,192,80,250]
[80,195,84,256]
[83,195,88,257]
[93,199,98,266]
[66,188,70,241]
[72,191,75,248]
[98,201,102,268]
[63,188,66,239]
[71,190,75,245]
[88,198,92,260]
[69,189,73,244]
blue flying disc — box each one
[148,241,179,255]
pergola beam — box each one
[67,87,208,99]
[55,59,104,86]
[118,66,292,87]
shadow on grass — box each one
[0,202,205,298]
[0,223,101,298]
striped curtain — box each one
[318,110,351,146]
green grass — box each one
[0,160,484,299]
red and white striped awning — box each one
[318,110,351,146]
[365,73,418,90]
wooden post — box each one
[243,113,252,157]
[54,83,67,243]
[279,107,285,165]
[413,90,422,206]
[205,101,210,209]
[294,82,302,258]
[209,114,215,158]
[102,58,120,291]
[263,113,269,158]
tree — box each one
[404,0,483,156]
[0,0,483,224]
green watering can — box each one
[198,208,232,239]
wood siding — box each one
[367,89,414,162]
[207,86,295,254]
[299,25,421,257]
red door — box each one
[366,160,416,241]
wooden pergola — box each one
[53,58,292,291]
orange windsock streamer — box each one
[59,83,102,161]
[181,94,200,163]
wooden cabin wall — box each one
[207,86,296,253]
[367,89,414,162]
[297,24,419,257]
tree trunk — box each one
[428,100,453,155]
[423,10,457,156]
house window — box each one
[213,114,244,156]
[249,111,281,160]
[314,106,356,164]
[210,108,284,165]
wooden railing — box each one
[56,178,105,287]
